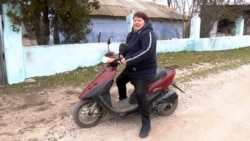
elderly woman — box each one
[116,11,157,138]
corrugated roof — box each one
[91,0,187,20]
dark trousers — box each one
[116,70,150,117]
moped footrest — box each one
[112,98,138,113]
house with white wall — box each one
[86,0,188,43]
[1,2,250,85]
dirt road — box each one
[1,64,250,141]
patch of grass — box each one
[157,47,250,69]
[157,47,250,82]
[0,66,104,95]
[1,47,250,96]
[178,63,238,82]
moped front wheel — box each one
[73,100,104,128]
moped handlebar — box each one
[102,52,121,65]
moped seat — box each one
[149,68,166,83]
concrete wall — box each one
[2,4,25,84]
[2,4,250,85]
[0,15,5,85]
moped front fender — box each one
[78,66,116,99]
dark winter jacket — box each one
[122,22,157,80]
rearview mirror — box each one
[107,37,111,45]
[107,36,112,52]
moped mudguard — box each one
[156,89,178,103]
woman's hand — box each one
[121,57,127,65]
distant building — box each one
[87,0,189,43]
[200,4,250,37]
[21,0,189,45]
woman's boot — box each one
[139,115,151,138]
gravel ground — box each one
[0,64,250,141]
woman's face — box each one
[133,16,145,32]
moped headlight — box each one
[101,56,115,63]
[101,56,109,63]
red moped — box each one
[73,38,184,128]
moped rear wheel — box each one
[73,100,104,128]
[157,94,178,116]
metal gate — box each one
[0,15,6,86]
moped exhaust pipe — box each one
[171,82,185,93]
